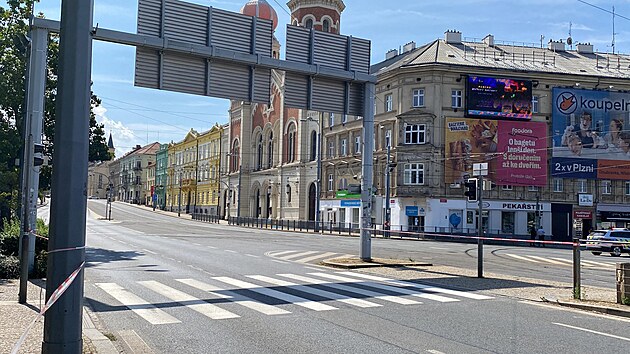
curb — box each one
[83,307,119,354]
[555,300,630,318]
[321,258,432,269]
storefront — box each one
[319,199,362,227]
[597,204,630,229]
[425,198,551,236]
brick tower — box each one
[286,0,345,34]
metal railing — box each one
[191,213,221,224]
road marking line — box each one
[505,254,540,263]
[553,322,630,342]
[528,255,568,265]
[304,273,421,305]
[95,283,180,325]
[139,280,239,320]
[248,275,381,308]
[225,250,238,254]
[142,249,157,255]
[305,266,324,271]
[548,257,575,265]
[177,278,290,315]
[245,254,259,258]
[295,252,339,263]
[192,243,202,246]
[212,276,337,312]
[207,246,217,249]
[337,272,493,300]
[581,260,615,268]
[426,350,445,354]
[268,250,297,257]
[278,251,320,260]
[520,301,630,323]
[314,273,455,303]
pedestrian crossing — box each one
[94,271,492,325]
[266,250,353,264]
[503,253,617,269]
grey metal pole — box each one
[315,113,322,232]
[237,163,242,225]
[43,1,93,353]
[360,82,375,261]
[178,172,182,217]
[19,27,48,303]
[384,138,391,238]
[573,236,581,299]
[477,174,484,278]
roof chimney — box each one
[445,30,462,44]
[135,144,141,150]
[576,42,594,54]
[385,49,398,60]
[548,39,566,52]
[402,41,416,53]
[483,34,494,47]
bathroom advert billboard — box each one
[445,118,547,186]
[551,88,630,179]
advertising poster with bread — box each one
[445,117,547,186]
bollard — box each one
[617,263,630,305]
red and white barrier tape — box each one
[11,261,85,354]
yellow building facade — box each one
[165,125,224,215]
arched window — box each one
[286,184,292,203]
[256,134,263,170]
[231,140,240,172]
[323,19,330,32]
[305,18,313,29]
[267,131,274,169]
[310,131,317,161]
[287,123,296,163]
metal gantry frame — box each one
[25,1,376,352]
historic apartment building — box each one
[115,142,160,204]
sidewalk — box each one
[0,279,118,354]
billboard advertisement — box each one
[551,88,630,179]
[445,118,547,186]
[466,76,533,119]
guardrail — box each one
[191,213,221,224]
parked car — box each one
[585,229,630,257]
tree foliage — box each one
[0,0,111,225]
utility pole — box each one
[316,113,322,232]
[384,131,391,237]
[178,169,182,217]
[477,173,484,278]
[360,82,375,261]
[43,1,94,352]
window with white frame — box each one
[451,90,462,108]
[528,186,538,192]
[553,178,563,192]
[328,140,335,158]
[385,129,392,148]
[578,179,588,193]
[354,136,361,154]
[403,163,424,185]
[338,178,348,190]
[625,181,630,195]
[412,88,425,107]
[502,185,513,191]
[340,138,347,156]
[385,94,393,112]
[404,124,425,144]
[328,174,334,191]
[601,180,612,194]
[329,113,334,128]
[532,96,539,114]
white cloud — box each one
[93,105,138,157]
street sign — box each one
[481,202,490,208]
[472,162,488,176]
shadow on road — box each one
[85,247,144,268]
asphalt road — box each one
[79,200,630,353]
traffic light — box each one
[33,143,45,167]
[464,178,478,202]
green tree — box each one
[0,0,112,220]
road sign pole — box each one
[477,174,484,278]
[42,1,93,353]
[360,82,375,261]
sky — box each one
[5,0,630,155]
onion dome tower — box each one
[240,0,281,58]
[286,0,345,34]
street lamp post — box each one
[178,169,182,217]
[384,130,391,237]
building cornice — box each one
[286,0,345,13]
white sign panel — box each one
[578,194,594,207]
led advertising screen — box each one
[466,76,533,119]
[551,88,630,180]
[445,118,547,186]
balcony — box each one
[181,178,197,187]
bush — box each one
[0,218,48,278]
[0,255,20,279]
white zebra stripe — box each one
[95,283,180,325]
